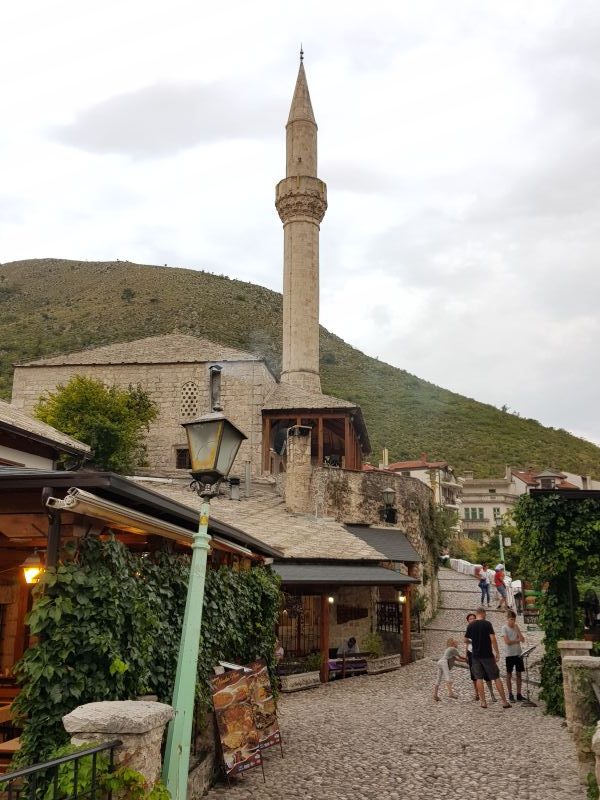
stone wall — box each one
[12,361,276,477]
[312,467,440,615]
[328,586,376,653]
[560,655,600,780]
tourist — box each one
[337,636,359,655]
[464,607,511,709]
[274,638,284,662]
[433,637,467,701]
[494,566,508,610]
[502,610,525,702]
[477,562,491,606]
[465,612,496,703]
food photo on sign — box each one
[211,670,263,777]
[247,659,283,754]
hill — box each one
[1,257,600,478]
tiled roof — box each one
[557,480,579,489]
[271,563,420,586]
[18,334,262,367]
[134,478,386,561]
[0,399,91,456]
[262,382,357,411]
[387,459,447,470]
[512,470,539,486]
[345,526,422,562]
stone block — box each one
[558,640,594,659]
[280,671,321,693]
[63,701,174,789]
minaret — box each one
[276,51,327,392]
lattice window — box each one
[180,381,199,419]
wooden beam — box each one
[317,417,323,466]
[262,416,271,474]
[319,594,330,684]
[343,416,351,470]
[13,578,30,665]
[401,589,412,665]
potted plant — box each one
[277,652,322,692]
[362,633,401,675]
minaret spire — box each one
[275,56,328,393]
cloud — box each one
[53,81,281,158]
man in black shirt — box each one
[465,608,511,709]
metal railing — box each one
[0,740,121,800]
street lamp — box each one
[22,550,44,585]
[494,515,505,564]
[381,487,397,524]
[163,412,247,799]
[382,487,396,508]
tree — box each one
[35,376,158,473]
[121,288,135,303]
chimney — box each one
[284,425,313,513]
[463,470,474,481]
[229,477,241,501]
[379,447,389,470]
[244,461,251,498]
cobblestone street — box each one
[207,569,585,800]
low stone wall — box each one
[593,723,600,790]
[560,655,600,780]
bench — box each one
[328,653,368,680]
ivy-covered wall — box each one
[13,536,281,766]
[515,493,600,716]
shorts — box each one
[496,584,507,598]
[505,655,524,674]
[467,651,476,682]
[435,658,451,687]
[471,656,499,681]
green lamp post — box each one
[163,412,247,799]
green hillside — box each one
[1,257,599,478]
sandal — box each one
[480,703,488,709]
[502,703,512,709]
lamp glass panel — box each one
[382,488,396,506]
[215,420,244,478]
[24,566,42,585]
[186,419,223,473]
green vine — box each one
[13,536,280,766]
[514,494,600,716]
[419,503,453,573]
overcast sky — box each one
[2,1,600,446]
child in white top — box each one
[433,637,468,701]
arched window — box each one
[180,381,199,419]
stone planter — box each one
[279,670,321,692]
[366,653,402,675]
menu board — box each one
[211,670,263,777]
[247,659,282,752]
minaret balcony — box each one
[275,176,327,224]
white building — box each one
[460,466,600,539]
[376,453,462,531]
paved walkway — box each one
[206,569,583,800]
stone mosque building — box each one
[12,58,367,482]
[10,58,439,670]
